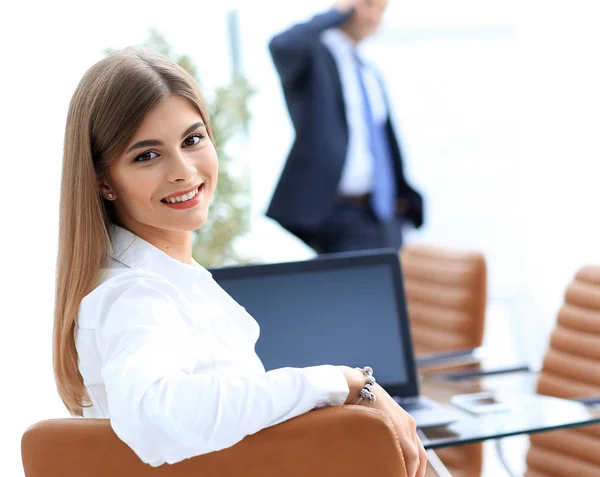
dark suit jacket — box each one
[267,9,424,233]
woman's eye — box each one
[183,133,204,147]
[134,151,158,163]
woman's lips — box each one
[161,184,204,210]
[161,184,202,201]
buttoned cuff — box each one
[300,365,350,408]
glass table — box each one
[416,370,600,476]
[419,370,600,449]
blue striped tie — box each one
[353,52,396,222]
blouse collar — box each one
[109,224,212,291]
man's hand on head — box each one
[333,0,360,14]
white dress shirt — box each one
[321,28,389,196]
[76,225,349,466]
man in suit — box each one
[267,0,424,254]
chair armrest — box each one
[431,362,534,381]
[22,406,408,477]
[416,347,485,369]
[417,346,536,381]
[574,396,600,407]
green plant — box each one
[196,74,254,267]
[107,28,255,267]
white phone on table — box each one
[451,391,512,415]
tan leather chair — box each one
[22,406,409,477]
[525,266,600,477]
[400,244,487,355]
[401,243,487,477]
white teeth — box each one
[164,187,199,204]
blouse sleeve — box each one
[96,274,349,466]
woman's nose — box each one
[168,150,196,183]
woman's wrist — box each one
[338,365,372,405]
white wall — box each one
[2,1,600,475]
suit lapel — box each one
[322,46,347,126]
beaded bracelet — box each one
[354,366,377,404]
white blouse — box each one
[76,225,349,466]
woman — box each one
[53,47,427,476]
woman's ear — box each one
[98,176,116,201]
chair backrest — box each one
[401,243,486,477]
[525,266,600,477]
[22,407,408,477]
[400,243,487,355]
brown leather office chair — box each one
[400,244,487,355]
[525,266,600,477]
[22,406,409,477]
[401,243,487,477]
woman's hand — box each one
[339,366,427,477]
[369,383,427,477]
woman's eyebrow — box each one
[126,139,162,153]
[181,121,205,139]
[125,121,206,154]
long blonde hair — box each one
[54,47,213,416]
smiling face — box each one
[100,94,218,240]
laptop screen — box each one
[211,251,419,397]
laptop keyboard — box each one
[394,397,434,412]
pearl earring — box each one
[107,193,113,199]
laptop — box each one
[210,249,460,428]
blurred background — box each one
[2,0,600,475]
